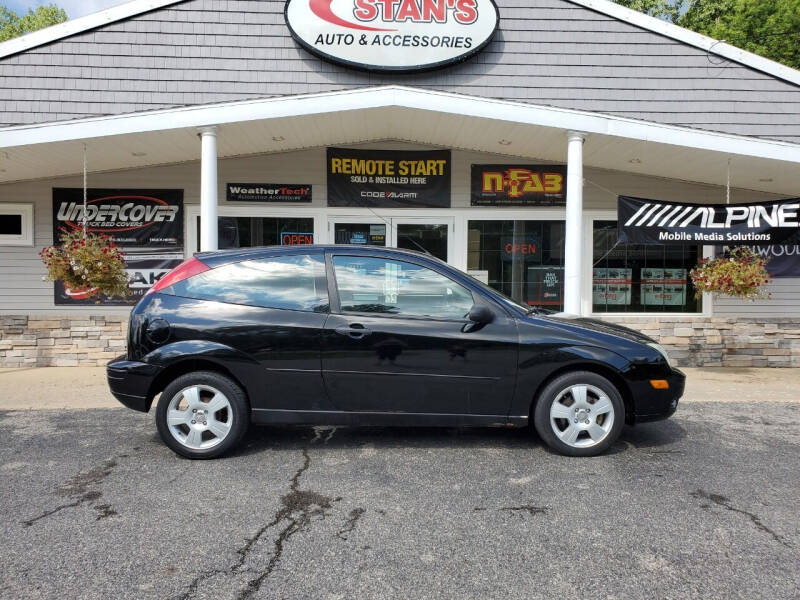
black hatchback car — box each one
[107,245,684,459]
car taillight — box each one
[146,256,210,296]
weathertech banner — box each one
[53,189,183,248]
[618,195,800,245]
[327,148,451,208]
[471,165,567,206]
[226,183,311,203]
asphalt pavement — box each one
[0,368,798,599]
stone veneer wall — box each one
[1,315,799,368]
[0,315,127,367]
[601,316,800,368]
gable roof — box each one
[0,0,798,87]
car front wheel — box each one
[155,371,249,459]
[533,371,625,457]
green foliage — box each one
[612,0,681,21]
[690,247,771,301]
[0,4,67,43]
[679,0,800,70]
[613,0,800,69]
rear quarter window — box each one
[170,254,328,312]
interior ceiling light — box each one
[629,158,642,164]
[758,178,773,182]
[131,151,147,157]
[497,139,512,146]
[272,136,286,142]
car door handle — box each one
[335,324,371,339]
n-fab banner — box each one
[618,195,800,245]
[471,165,566,206]
[327,148,451,208]
[53,189,183,248]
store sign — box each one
[52,189,184,305]
[227,183,312,203]
[53,188,183,248]
[281,232,314,245]
[471,165,567,206]
[53,253,184,306]
[285,0,499,72]
[641,268,687,306]
[618,195,800,245]
[327,148,451,208]
[593,268,632,306]
[527,266,563,306]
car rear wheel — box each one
[155,371,249,459]
[533,371,625,457]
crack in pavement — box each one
[337,508,366,540]
[500,504,550,517]
[173,438,341,600]
[691,489,791,548]
[23,458,119,527]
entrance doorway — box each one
[329,217,454,262]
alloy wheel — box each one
[166,385,233,450]
[549,384,615,449]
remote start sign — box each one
[285,0,499,72]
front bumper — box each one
[106,356,162,412]
[629,366,685,423]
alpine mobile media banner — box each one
[52,189,184,305]
[227,183,311,203]
[327,148,451,208]
[618,195,800,245]
[471,165,567,206]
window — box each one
[333,256,473,319]
[194,216,315,252]
[171,254,328,312]
[0,203,34,246]
[468,220,565,310]
[593,220,701,313]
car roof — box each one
[196,244,442,267]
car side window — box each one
[171,254,328,312]
[332,256,473,319]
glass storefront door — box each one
[330,217,453,262]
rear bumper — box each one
[630,366,685,424]
[106,356,161,412]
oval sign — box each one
[285,0,500,72]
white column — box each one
[563,131,586,315]
[199,126,219,252]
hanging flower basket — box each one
[689,246,771,301]
[40,228,130,301]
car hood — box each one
[536,313,656,345]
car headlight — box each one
[647,342,674,367]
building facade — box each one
[1,0,799,368]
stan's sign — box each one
[285,0,499,72]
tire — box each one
[533,371,625,457]
[155,371,249,459]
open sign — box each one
[281,232,314,246]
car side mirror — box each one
[467,304,494,325]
